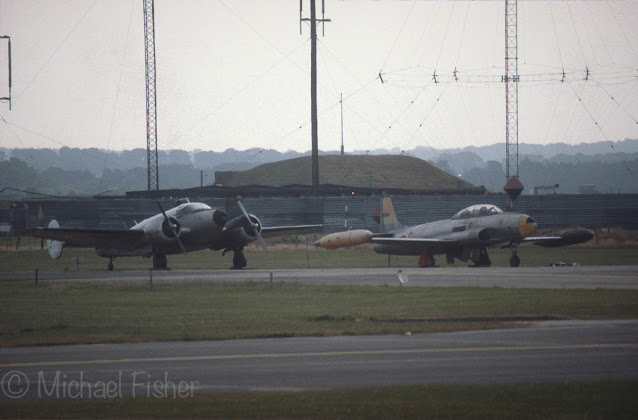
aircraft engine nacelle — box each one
[446,228,499,248]
[145,216,183,245]
[477,227,503,245]
[161,216,181,239]
[224,214,262,246]
[243,214,262,239]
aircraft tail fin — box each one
[373,195,402,233]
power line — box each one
[566,81,634,178]
[4,0,98,112]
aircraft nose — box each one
[518,214,536,238]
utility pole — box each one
[340,93,344,155]
[0,4,11,110]
[0,36,11,110]
[143,0,159,191]
[300,0,330,196]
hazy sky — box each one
[0,0,636,157]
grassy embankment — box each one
[1,279,637,346]
[1,243,637,272]
[2,382,637,419]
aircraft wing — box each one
[522,228,594,247]
[25,227,146,249]
[260,224,322,239]
[370,237,458,246]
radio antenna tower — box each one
[143,0,159,191]
[300,0,330,196]
[503,0,523,206]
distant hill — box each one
[215,154,473,190]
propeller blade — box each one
[157,202,187,254]
[157,202,169,220]
[236,198,267,250]
[176,235,187,254]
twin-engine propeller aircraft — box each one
[26,198,321,271]
[315,196,594,267]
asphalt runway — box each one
[1,320,637,401]
[3,265,638,289]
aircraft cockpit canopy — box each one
[451,204,504,220]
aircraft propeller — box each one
[236,198,267,250]
[222,197,267,250]
[157,202,187,254]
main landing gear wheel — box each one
[232,250,247,270]
[509,254,521,267]
[108,257,114,272]
[153,253,168,270]
[471,248,492,267]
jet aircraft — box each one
[315,196,594,267]
[26,198,321,271]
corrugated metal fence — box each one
[3,193,638,234]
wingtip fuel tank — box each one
[314,229,373,249]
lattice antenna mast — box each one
[300,0,330,196]
[504,0,519,182]
[143,0,159,191]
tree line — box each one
[1,140,636,197]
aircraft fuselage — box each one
[373,212,536,257]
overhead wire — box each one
[565,80,635,178]
[547,0,565,72]
[99,0,136,192]
[379,0,417,73]
[401,81,453,154]
[166,37,311,149]
[317,38,417,140]
[566,0,588,68]
[604,0,638,62]
[591,76,638,126]
[433,1,456,72]
[4,0,99,112]
[415,1,441,68]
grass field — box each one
[2,381,637,419]
[1,243,637,272]
[1,280,637,346]
[1,240,636,417]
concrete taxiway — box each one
[0,320,636,401]
[3,265,638,289]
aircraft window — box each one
[452,209,473,220]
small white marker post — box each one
[397,269,408,288]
